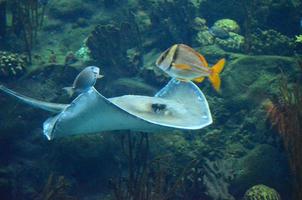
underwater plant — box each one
[34,173,75,200]
[266,66,302,200]
[110,132,207,200]
[6,0,46,63]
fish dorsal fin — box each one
[196,54,209,68]
[178,44,209,67]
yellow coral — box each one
[295,35,302,43]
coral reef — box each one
[48,0,93,20]
[148,0,197,45]
[0,167,12,200]
[7,0,46,63]
[229,144,289,199]
[0,0,301,199]
[215,32,244,52]
[266,66,302,200]
[295,35,302,43]
[86,22,142,78]
[243,185,281,200]
[194,18,245,52]
[0,51,27,79]
[249,29,295,55]
[213,19,240,33]
[202,159,237,200]
[34,173,75,200]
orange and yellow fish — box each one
[155,44,225,91]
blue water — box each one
[0,1,301,200]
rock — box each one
[229,144,290,198]
[48,0,93,20]
[243,185,281,200]
[213,19,240,34]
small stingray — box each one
[0,79,212,140]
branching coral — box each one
[266,67,302,200]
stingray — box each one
[0,79,212,140]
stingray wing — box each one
[44,79,212,140]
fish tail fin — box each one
[63,87,74,97]
[209,58,225,91]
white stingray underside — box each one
[43,79,212,140]
[0,78,212,140]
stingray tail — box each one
[0,85,66,113]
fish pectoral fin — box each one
[63,87,74,97]
[97,74,104,79]
[173,63,192,70]
[193,77,205,83]
[176,78,189,82]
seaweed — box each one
[266,62,302,200]
[110,132,204,200]
[8,0,46,63]
[34,173,76,200]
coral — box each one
[213,19,240,33]
[48,0,92,20]
[295,35,302,43]
[86,22,142,77]
[249,29,295,55]
[230,144,289,199]
[146,0,197,46]
[0,51,27,79]
[194,30,215,47]
[193,17,208,32]
[75,43,91,63]
[243,185,281,200]
[202,158,237,200]
[266,70,302,200]
[215,32,245,52]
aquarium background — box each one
[0,0,302,200]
